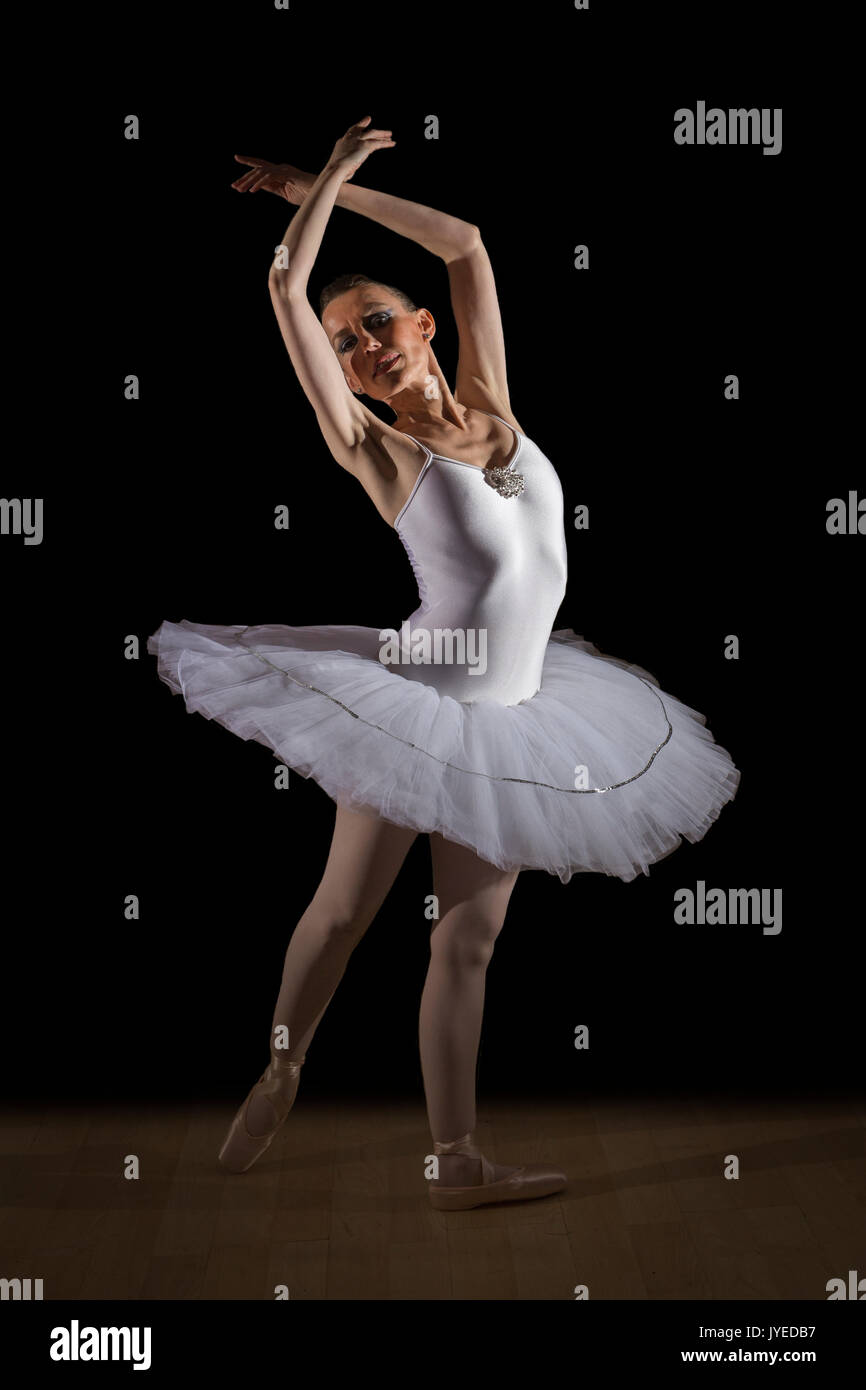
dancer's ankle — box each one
[271,1045,304,1068]
[432,1153,483,1186]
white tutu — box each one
[146,618,740,884]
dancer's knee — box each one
[304,890,376,941]
[429,906,505,970]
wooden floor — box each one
[2,1095,864,1300]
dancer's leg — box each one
[420,834,520,1185]
[244,803,417,1134]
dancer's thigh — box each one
[309,802,418,932]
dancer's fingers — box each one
[232,168,265,190]
[236,166,275,191]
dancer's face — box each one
[323,287,432,400]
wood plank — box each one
[600,1126,684,1224]
[783,1160,866,1273]
[627,1220,714,1300]
[325,1103,393,1299]
[561,1130,648,1298]
[683,1209,782,1298]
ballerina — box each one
[148,116,739,1208]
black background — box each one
[3,5,859,1106]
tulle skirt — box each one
[146,619,740,883]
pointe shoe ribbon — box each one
[218,1052,306,1175]
[255,1054,304,1126]
[433,1133,496,1184]
[429,1131,566,1211]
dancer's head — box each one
[320,274,436,409]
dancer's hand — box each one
[325,115,396,182]
[231,156,314,205]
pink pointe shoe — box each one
[428,1133,567,1211]
[218,1052,306,1174]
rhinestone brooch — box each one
[485,466,525,498]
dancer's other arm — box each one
[234,154,478,264]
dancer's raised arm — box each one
[235,155,478,264]
[266,119,400,474]
[267,119,396,300]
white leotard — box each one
[393,412,568,705]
